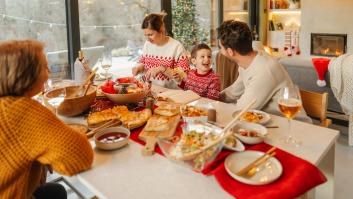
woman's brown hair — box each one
[0,40,45,96]
[141,12,167,32]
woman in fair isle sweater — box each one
[132,12,190,89]
[0,40,93,199]
[176,43,221,100]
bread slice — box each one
[154,102,180,116]
[144,115,170,132]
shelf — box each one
[269,9,301,14]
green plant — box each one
[172,0,210,50]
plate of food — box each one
[223,135,245,152]
[158,122,224,171]
[180,105,208,123]
[87,105,152,129]
[233,121,268,145]
[225,150,282,185]
[232,110,271,124]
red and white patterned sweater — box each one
[139,37,189,89]
[180,69,221,100]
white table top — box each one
[69,95,339,199]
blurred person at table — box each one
[217,20,311,122]
[0,40,94,199]
[131,12,190,89]
[175,43,221,100]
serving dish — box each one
[157,121,224,171]
[225,150,283,185]
[94,127,130,150]
[233,121,268,145]
[233,110,271,124]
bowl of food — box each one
[180,105,208,123]
[232,110,271,124]
[100,79,145,104]
[233,121,268,145]
[94,127,130,150]
[44,85,97,116]
[157,121,224,171]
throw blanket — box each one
[328,54,353,114]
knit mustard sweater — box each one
[0,96,94,199]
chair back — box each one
[300,89,331,127]
[215,52,239,90]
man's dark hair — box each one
[217,20,253,56]
[191,43,211,58]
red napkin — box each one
[130,123,326,199]
[202,143,327,199]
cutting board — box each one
[157,90,201,104]
[139,114,181,156]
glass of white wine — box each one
[101,53,112,82]
[277,85,302,146]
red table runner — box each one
[129,123,327,199]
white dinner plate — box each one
[224,150,283,185]
[223,136,245,152]
[232,109,271,125]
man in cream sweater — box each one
[217,20,311,123]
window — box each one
[0,0,69,79]
[78,0,161,77]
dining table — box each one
[61,85,339,199]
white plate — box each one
[225,150,282,185]
[232,109,271,125]
[223,137,245,152]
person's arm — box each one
[132,42,147,76]
[19,101,93,176]
[234,72,277,111]
[132,63,144,76]
[219,75,245,103]
[207,75,221,100]
[173,43,190,72]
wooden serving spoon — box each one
[75,67,98,97]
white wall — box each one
[300,0,353,57]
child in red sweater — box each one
[175,43,221,100]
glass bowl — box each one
[157,121,225,172]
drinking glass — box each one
[101,54,112,82]
[277,85,302,146]
[46,80,66,117]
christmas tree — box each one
[172,0,209,50]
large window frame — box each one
[64,0,259,78]
[64,0,171,79]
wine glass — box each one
[277,85,302,146]
[101,54,112,82]
[46,80,66,117]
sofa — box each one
[279,57,343,113]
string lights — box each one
[0,13,140,29]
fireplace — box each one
[311,33,347,57]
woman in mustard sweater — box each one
[0,40,94,199]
